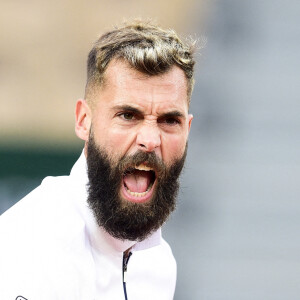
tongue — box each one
[123,170,151,193]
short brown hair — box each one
[85,20,196,103]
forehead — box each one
[103,58,187,83]
[97,59,189,112]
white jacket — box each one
[0,152,176,300]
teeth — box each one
[130,191,147,197]
[135,164,153,171]
[125,183,153,197]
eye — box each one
[123,112,134,120]
[118,112,135,120]
[165,117,180,125]
[158,117,181,125]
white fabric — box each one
[0,152,176,300]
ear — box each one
[75,99,91,141]
[187,113,193,134]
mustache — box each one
[115,151,167,179]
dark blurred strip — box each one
[0,147,81,179]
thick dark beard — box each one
[86,133,187,242]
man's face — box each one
[76,59,193,240]
[89,59,192,178]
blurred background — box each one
[1,0,300,299]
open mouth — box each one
[122,163,156,203]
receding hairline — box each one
[85,57,190,108]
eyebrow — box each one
[113,105,186,119]
[161,111,185,119]
[113,105,142,115]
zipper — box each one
[122,251,132,300]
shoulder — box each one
[0,174,87,243]
[0,173,84,245]
[0,175,71,226]
[0,174,90,297]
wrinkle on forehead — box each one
[104,59,188,96]
[111,88,188,117]
[92,59,189,118]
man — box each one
[0,20,195,299]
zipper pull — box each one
[123,266,127,283]
[123,251,132,300]
[123,251,132,283]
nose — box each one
[136,122,161,153]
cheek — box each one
[99,127,136,154]
[162,134,187,161]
